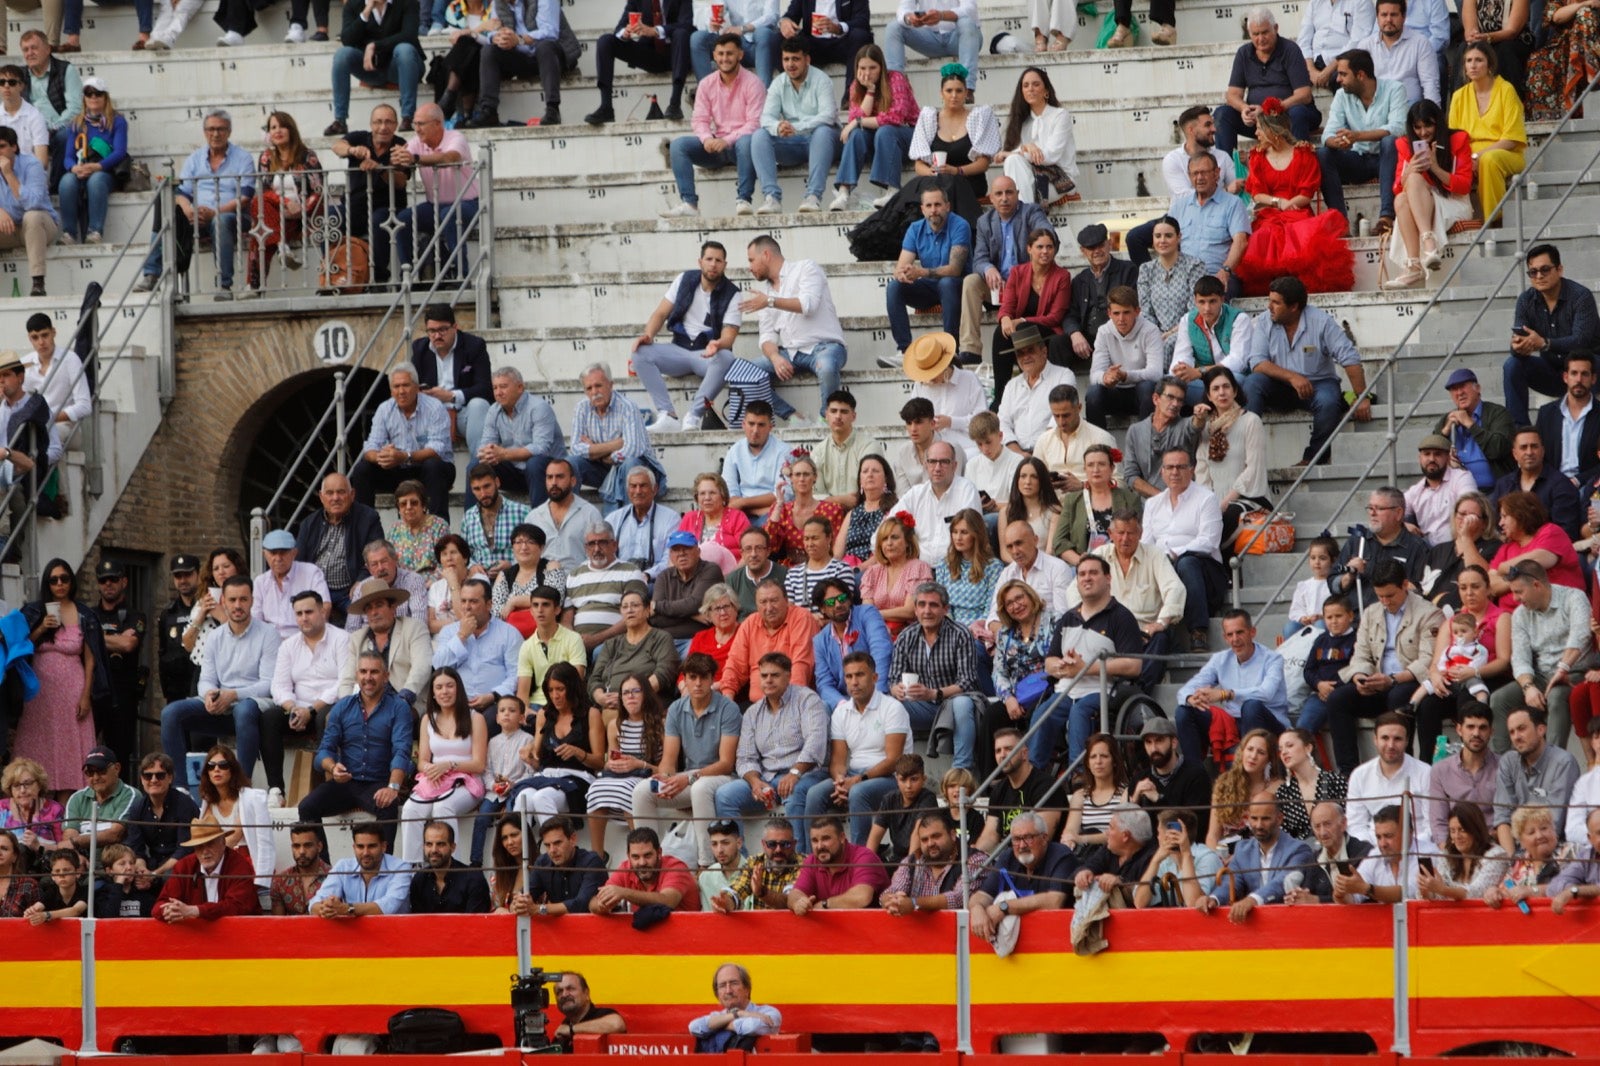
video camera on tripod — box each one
[511,968,564,1054]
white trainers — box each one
[659,201,700,218]
[427,21,448,34]
[284,22,306,42]
[828,187,852,211]
[756,194,782,214]
[877,350,904,369]
[681,409,704,431]
[145,34,170,49]
[267,787,284,809]
[734,199,754,215]
[797,194,822,213]
[871,187,897,208]
[647,411,682,433]
[217,29,245,45]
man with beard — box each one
[881,810,988,914]
[786,814,888,912]
[975,728,1057,852]
[633,241,746,431]
[516,814,607,917]
[967,811,1074,955]
[590,827,699,913]
[1536,353,1600,486]
[460,463,531,576]
[408,820,491,913]
[1194,791,1312,922]
[1404,434,1477,545]
[531,460,604,572]
[1129,717,1212,837]
[714,818,801,910]
[309,822,411,916]
[1428,702,1499,844]
[1491,428,1583,540]
[551,973,626,1051]
[269,824,331,915]
[157,554,202,702]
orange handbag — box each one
[1233,510,1296,555]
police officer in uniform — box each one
[157,554,201,705]
[94,559,147,767]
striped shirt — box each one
[569,391,660,467]
[564,559,646,635]
[783,559,857,609]
[735,685,830,776]
[362,394,453,462]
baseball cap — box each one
[84,745,118,770]
[666,531,699,549]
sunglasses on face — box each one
[141,771,169,781]
[0,79,21,87]
[822,593,851,607]
[762,839,796,850]
[205,760,231,771]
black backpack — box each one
[385,1008,466,1054]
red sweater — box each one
[154,847,262,920]
[999,262,1070,333]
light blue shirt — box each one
[510,0,559,45]
[1561,398,1592,478]
[1170,188,1250,273]
[1176,642,1289,725]
[606,500,682,574]
[1323,79,1409,153]
[1453,401,1494,489]
[26,63,81,129]
[177,141,256,212]
[722,435,791,501]
[1246,303,1362,384]
[1298,0,1375,60]
[1352,28,1442,105]
[0,153,57,224]
[199,618,283,702]
[479,392,565,458]
[362,394,454,462]
[902,213,973,270]
[1381,605,1405,674]
[309,854,413,914]
[761,66,837,135]
[433,615,523,699]
[1404,0,1451,51]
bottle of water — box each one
[1432,734,1451,764]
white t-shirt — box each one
[0,100,48,158]
[663,273,743,342]
[830,690,911,774]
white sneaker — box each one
[146,34,169,49]
[734,199,754,215]
[284,22,305,42]
[878,350,904,369]
[828,187,852,211]
[659,201,700,218]
[58,233,76,246]
[681,409,704,431]
[756,195,782,214]
[871,187,897,208]
[427,21,448,34]
[217,29,245,45]
[647,411,682,433]
[267,787,284,809]
[797,194,822,213]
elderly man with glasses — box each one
[61,745,139,853]
[133,109,254,299]
[967,811,1075,956]
[1333,486,1429,608]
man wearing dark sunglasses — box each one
[712,818,800,910]
[809,577,892,713]
[1504,243,1600,427]
[61,745,138,854]
[121,751,200,878]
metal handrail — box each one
[0,177,177,581]
[256,145,495,536]
[1230,81,1600,620]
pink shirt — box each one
[846,70,920,127]
[793,842,891,901]
[406,129,480,204]
[693,67,766,142]
[857,559,933,636]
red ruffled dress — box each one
[1235,144,1355,297]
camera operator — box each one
[548,972,625,1051]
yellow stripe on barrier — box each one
[970,948,1394,1003]
[538,954,961,1006]
[97,957,519,1008]
[0,961,79,1009]
[1413,944,1600,999]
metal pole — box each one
[249,506,267,577]
[516,806,532,978]
[954,786,972,1054]
[1385,359,1397,487]
[1098,655,1110,736]
[80,796,100,1053]
[477,144,494,329]
[333,371,348,476]
[1391,791,1413,1055]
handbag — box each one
[410,768,485,803]
[1233,510,1295,555]
[1012,670,1052,712]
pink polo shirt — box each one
[407,128,480,204]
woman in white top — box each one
[197,745,274,908]
[397,666,489,863]
[1191,365,1269,555]
[994,67,1077,203]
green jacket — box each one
[1051,486,1144,559]
[1433,399,1515,485]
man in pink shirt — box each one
[785,815,890,910]
[719,579,817,704]
[589,827,701,913]
[390,103,481,282]
[663,33,766,218]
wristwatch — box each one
[998,898,1011,915]
[766,293,775,308]
[788,767,803,776]
[538,903,548,916]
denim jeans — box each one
[393,197,479,280]
[751,125,838,201]
[141,208,243,289]
[58,170,114,240]
[1172,551,1226,633]
[160,696,266,789]
[1316,140,1399,219]
[1242,372,1345,463]
[714,769,831,850]
[883,19,981,86]
[747,342,848,419]
[570,452,652,509]
[669,133,756,206]
[835,123,912,190]
[1027,690,1102,770]
[1503,351,1566,426]
[1213,101,1321,153]
[332,42,423,122]
[887,275,963,352]
[903,696,977,769]
[689,28,778,84]
[804,773,899,844]
[1173,699,1286,768]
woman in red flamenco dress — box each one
[1234,98,1356,297]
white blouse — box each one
[909,104,1001,164]
[1013,103,1077,179]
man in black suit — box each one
[1059,224,1137,369]
[1287,800,1374,903]
[295,471,385,619]
[585,0,694,125]
[763,0,872,75]
[1535,352,1600,488]
[412,302,494,469]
